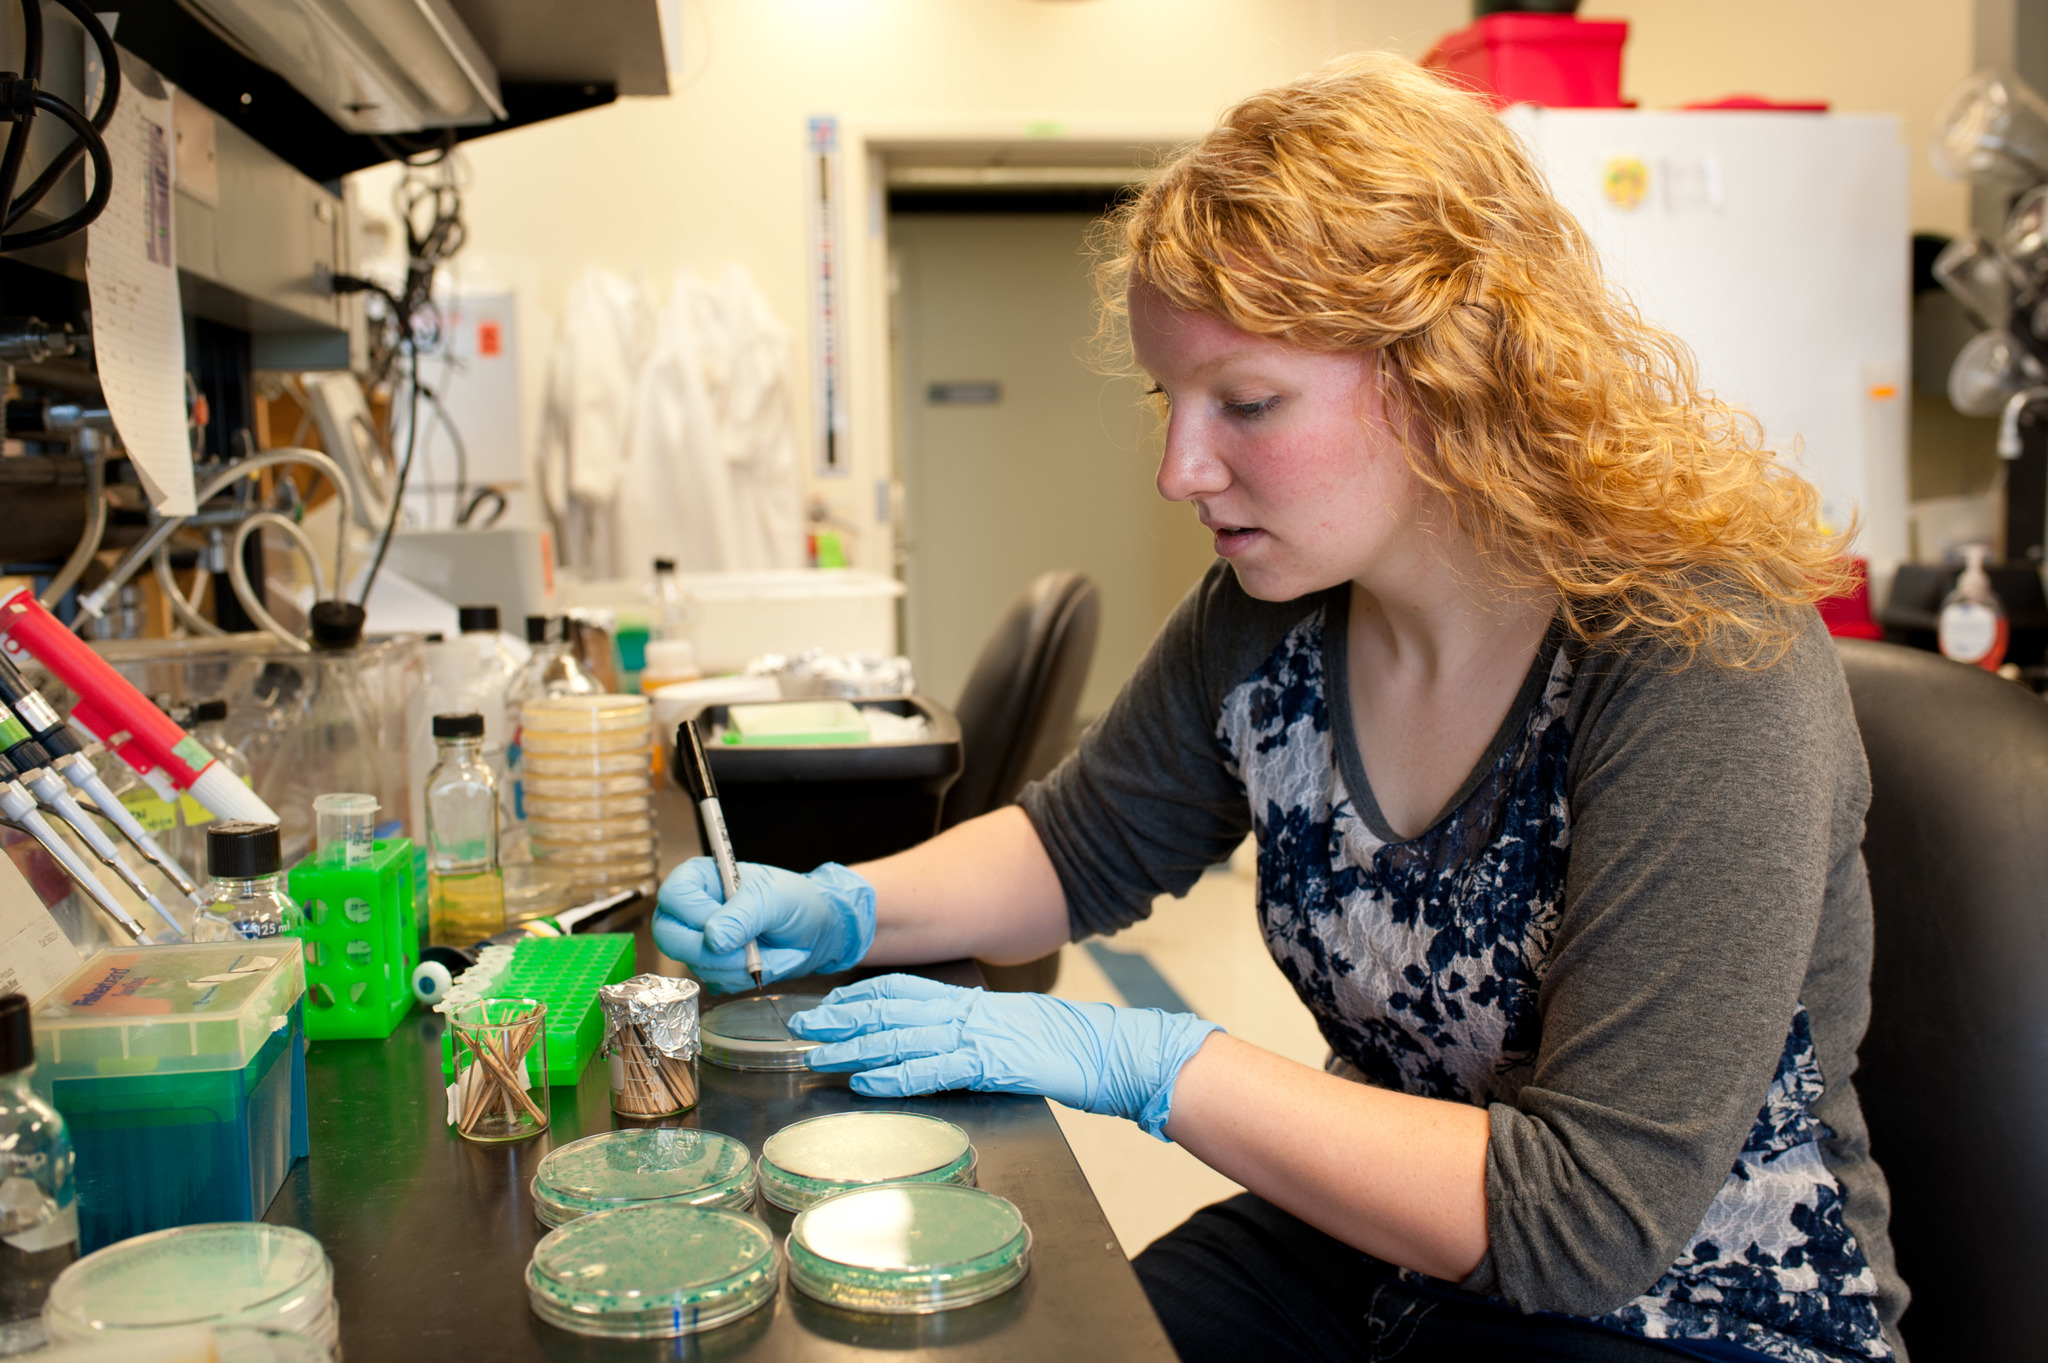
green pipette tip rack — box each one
[437,933,636,1087]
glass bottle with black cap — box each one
[267,604,381,866]
[191,821,304,942]
[0,992,77,1354]
[426,713,505,947]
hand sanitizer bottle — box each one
[1937,544,2009,671]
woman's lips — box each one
[1212,526,1265,557]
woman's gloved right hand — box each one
[652,858,877,993]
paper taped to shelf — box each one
[0,854,83,1005]
[87,74,194,516]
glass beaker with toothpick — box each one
[449,997,549,1142]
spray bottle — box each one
[1937,545,2009,671]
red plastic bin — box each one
[1423,13,1629,110]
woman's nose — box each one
[1156,416,1229,503]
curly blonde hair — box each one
[1100,52,1850,666]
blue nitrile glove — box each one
[789,974,1223,1141]
[653,859,876,993]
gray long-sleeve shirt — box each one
[1019,562,1905,1362]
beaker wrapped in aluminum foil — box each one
[601,974,701,1118]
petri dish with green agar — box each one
[701,993,824,1070]
[43,1222,335,1348]
[759,1111,977,1211]
[531,1127,757,1228]
[787,1182,1031,1314]
[526,1202,777,1337]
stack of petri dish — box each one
[759,1111,977,1212]
[787,1183,1031,1314]
[43,1223,338,1352]
[531,1128,756,1228]
[700,994,824,1071]
[526,1202,777,1338]
[522,694,656,899]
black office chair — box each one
[944,571,1101,992]
[1836,639,2048,1360]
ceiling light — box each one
[181,0,504,134]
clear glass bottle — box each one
[262,609,381,867]
[0,993,76,1355]
[648,558,694,642]
[171,699,252,877]
[191,821,304,941]
[426,713,505,947]
[505,616,601,853]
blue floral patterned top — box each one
[1023,565,1904,1362]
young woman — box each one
[656,53,1903,1363]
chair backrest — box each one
[940,571,1100,829]
[1835,639,2048,1359]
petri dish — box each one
[532,834,658,865]
[759,1111,976,1212]
[522,749,652,778]
[523,771,654,799]
[701,994,825,1071]
[532,1128,757,1228]
[524,791,651,822]
[522,695,652,735]
[504,861,577,923]
[44,1222,334,1345]
[523,725,652,756]
[526,1202,777,1338]
[787,1183,1030,1314]
[526,813,653,843]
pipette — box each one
[676,719,763,991]
[0,588,278,826]
[0,750,149,943]
[0,655,201,900]
[2,735,182,937]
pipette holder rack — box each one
[437,933,636,1087]
[287,838,421,1040]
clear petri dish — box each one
[522,695,652,735]
[523,791,651,822]
[522,748,652,778]
[759,1112,976,1211]
[526,813,653,842]
[523,771,654,799]
[522,725,652,756]
[532,834,657,865]
[531,1128,757,1228]
[526,1202,777,1338]
[787,1183,1030,1314]
[504,861,577,923]
[44,1222,334,1344]
[701,994,825,1071]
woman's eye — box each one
[1224,396,1279,419]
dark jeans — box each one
[1132,1194,1715,1363]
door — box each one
[892,209,1215,724]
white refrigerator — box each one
[1502,108,1911,583]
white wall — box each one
[350,0,1979,567]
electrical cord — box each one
[0,0,116,252]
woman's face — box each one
[1130,283,1425,603]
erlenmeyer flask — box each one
[1933,234,2015,327]
[1949,329,2024,417]
[1934,71,2048,183]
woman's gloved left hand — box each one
[788,974,1222,1140]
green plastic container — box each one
[438,934,636,1087]
[286,838,420,1040]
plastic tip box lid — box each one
[34,942,306,1078]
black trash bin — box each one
[681,696,964,872]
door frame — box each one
[827,118,1201,581]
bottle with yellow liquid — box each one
[425,714,505,947]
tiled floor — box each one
[1045,852,1329,1257]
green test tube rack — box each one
[286,839,422,1041]
[437,933,637,1087]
